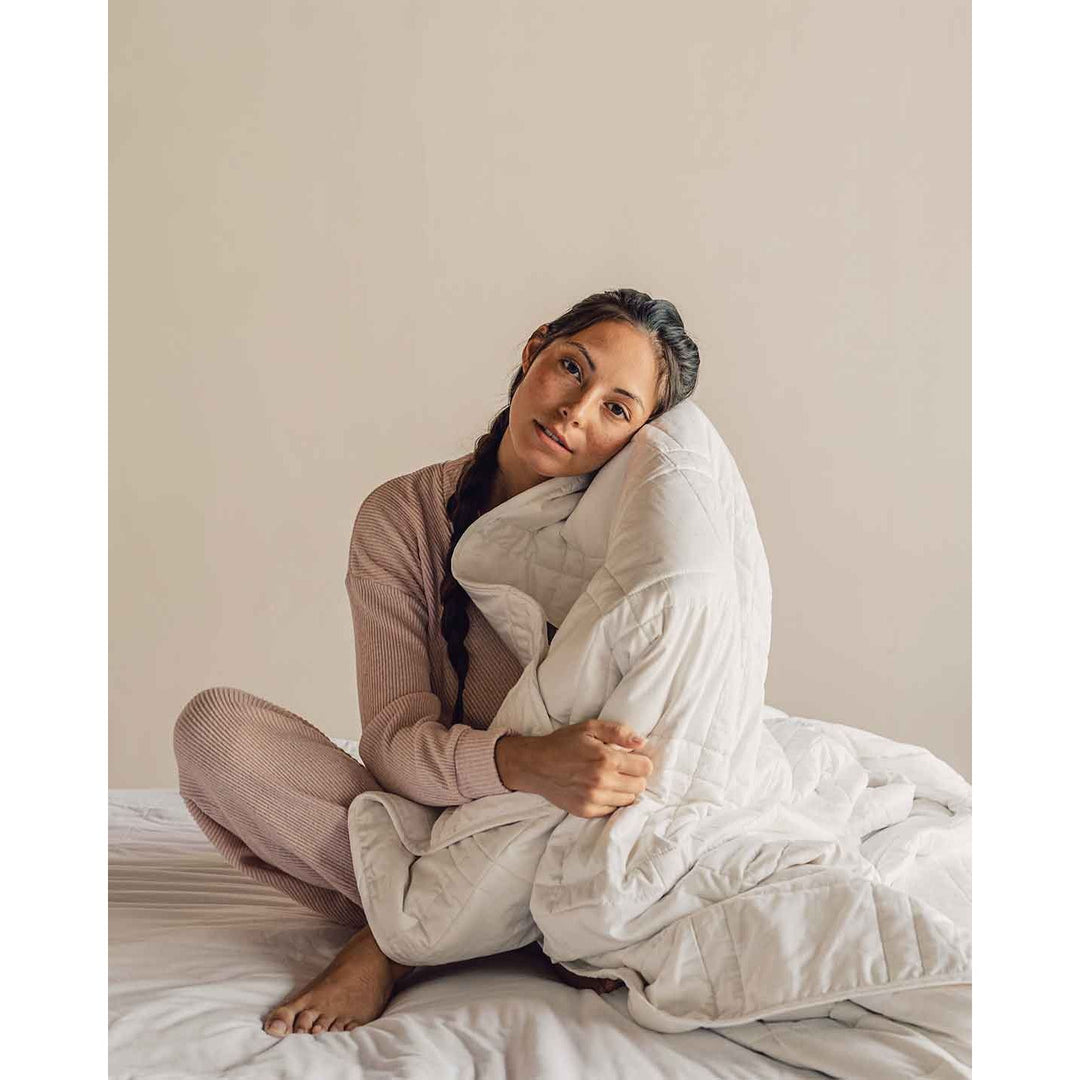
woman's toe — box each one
[344,1019,361,1031]
[311,1014,334,1034]
[294,1008,320,1034]
[329,1017,348,1032]
[263,1007,294,1036]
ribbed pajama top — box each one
[346,451,528,806]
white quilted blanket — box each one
[348,400,971,1050]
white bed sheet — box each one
[109,740,931,1079]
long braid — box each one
[440,402,514,724]
[438,287,701,726]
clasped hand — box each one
[498,719,654,819]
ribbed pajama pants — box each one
[173,685,378,928]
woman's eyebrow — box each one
[566,340,645,410]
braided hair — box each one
[439,287,701,724]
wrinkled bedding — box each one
[111,781,841,1079]
[347,400,971,1075]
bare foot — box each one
[263,925,415,1036]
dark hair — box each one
[439,287,700,724]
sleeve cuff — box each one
[454,727,514,800]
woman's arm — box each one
[347,570,514,806]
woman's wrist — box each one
[494,732,533,793]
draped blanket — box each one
[348,400,971,1053]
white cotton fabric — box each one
[347,400,971,1063]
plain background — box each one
[109,0,970,787]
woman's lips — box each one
[534,419,570,452]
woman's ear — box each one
[521,323,550,374]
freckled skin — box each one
[488,319,661,512]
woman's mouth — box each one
[534,420,571,452]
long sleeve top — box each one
[345,452,528,806]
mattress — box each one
[108,739,943,1079]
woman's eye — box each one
[561,358,629,421]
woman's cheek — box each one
[537,369,561,394]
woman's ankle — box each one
[366,930,414,982]
[389,959,415,983]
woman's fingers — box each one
[618,753,653,779]
[583,791,636,816]
[598,771,650,796]
[602,743,653,779]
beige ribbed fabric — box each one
[173,452,528,926]
[347,452,527,804]
[174,685,378,926]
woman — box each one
[173,287,701,1036]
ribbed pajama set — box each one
[172,453,528,928]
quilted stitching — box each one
[347,400,972,1037]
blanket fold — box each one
[347,399,971,1050]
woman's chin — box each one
[508,429,554,469]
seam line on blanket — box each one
[654,445,728,546]
[869,885,892,985]
[605,572,729,620]
[651,971,974,1029]
[540,865,863,914]
[846,988,971,1043]
[738,973,971,1027]
[938,859,973,906]
[909,890,933,974]
[605,603,670,653]
[690,907,734,1017]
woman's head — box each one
[504,295,695,482]
[439,287,700,724]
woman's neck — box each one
[486,428,546,513]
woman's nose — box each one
[559,399,584,423]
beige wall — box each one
[110,1,970,787]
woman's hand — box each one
[495,719,653,818]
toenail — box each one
[268,1021,286,1036]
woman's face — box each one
[503,319,661,487]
